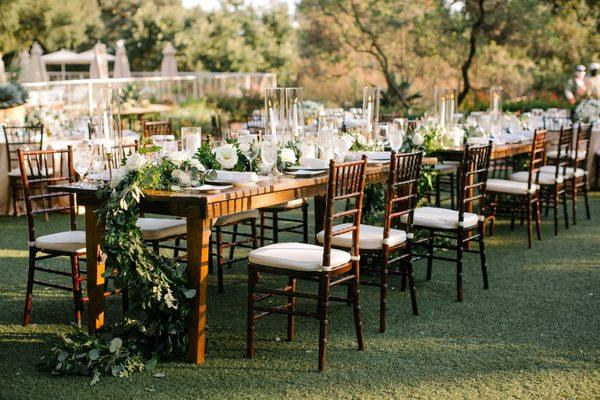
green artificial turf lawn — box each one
[0,194,599,399]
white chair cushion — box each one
[35,231,86,253]
[511,171,563,185]
[408,207,479,230]
[433,163,457,174]
[260,198,307,211]
[546,150,586,160]
[136,218,187,241]
[248,242,351,272]
[539,165,585,178]
[213,210,258,226]
[486,178,538,195]
[315,223,407,250]
[8,167,54,177]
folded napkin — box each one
[347,151,390,161]
[215,170,259,182]
[467,137,490,145]
[344,118,368,129]
[298,157,329,169]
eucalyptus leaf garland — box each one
[40,151,203,384]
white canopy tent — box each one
[161,42,178,77]
[41,45,116,80]
[113,40,131,78]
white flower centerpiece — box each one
[213,143,239,170]
[168,150,208,187]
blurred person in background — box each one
[565,65,588,104]
[586,63,600,98]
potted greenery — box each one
[0,82,28,122]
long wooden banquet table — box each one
[51,158,436,365]
[434,141,533,161]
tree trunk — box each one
[458,0,486,106]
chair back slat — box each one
[526,129,546,187]
[17,147,76,243]
[384,151,422,240]
[321,156,368,268]
[458,143,493,219]
[574,123,592,166]
[109,142,139,169]
[543,116,571,131]
[550,126,574,179]
[2,125,44,173]
[143,120,172,138]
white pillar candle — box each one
[184,134,202,157]
[440,96,446,127]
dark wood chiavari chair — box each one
[487,130,546,248]
[413,143,492,302]
[247,156,368,371]
[2,125,44,216]
[17,146,87,326]
[317,151,422,332]
[143,119,173,138]
[259,200,309,246]
[567,123,592,224]
[513,126,572,235]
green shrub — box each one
[0,82,28,109]
[207,94,263,122]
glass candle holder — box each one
[362,86,381,144]
[285,87,304,139]
[264,87,286,139]
[93,86,122,146]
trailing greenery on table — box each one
[40,149,207,384]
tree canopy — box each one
[0,0,597,110]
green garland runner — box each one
[40,152,199,384]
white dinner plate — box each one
[189,184,233,193]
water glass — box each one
[260,136,278,177]
[182,127,202,158]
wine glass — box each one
[73,143,91,184]
[240,134,259,170]
[389,120,405,152]
[182,127,202,158]
[260,136,278,178]
[333,134,352,162]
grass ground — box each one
[0,194,599,399]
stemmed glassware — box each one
[388,120,405,152]
[239,134,260,171]
[260,135,278,178]
[333,133,353,162]
[182,127,202,158]
[73,142,92,184]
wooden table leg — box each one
[85,205,105,333]
[186,216,211,365]
[314,194,326,238]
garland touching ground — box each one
[40,149,205,384]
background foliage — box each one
[0,0,598,113]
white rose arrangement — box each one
[279,147,297,165]
[125,152,147,171]
[213,143,239,170]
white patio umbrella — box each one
[161,42,178,77]
[0,53,6,84]
[17,50,30,83]
[89,42,109,79]
[113,40,131,78]
[22,42,49,83]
